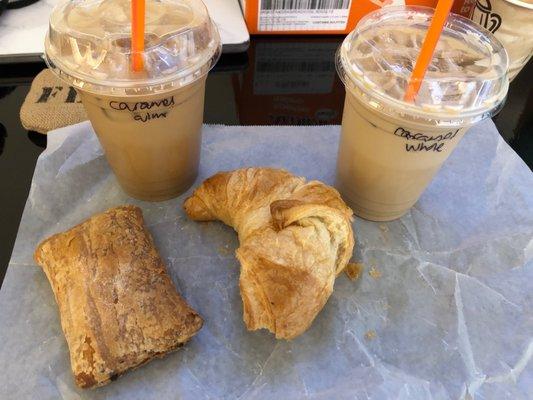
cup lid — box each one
[502,0,533,10]
[45,0,221,95]
[336,6,509,127]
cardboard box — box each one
[240,1,477,35]
[240,0,383,35]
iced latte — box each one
[335,7,509,221]
[44,0,221,200]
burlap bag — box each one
[20,69,88,134]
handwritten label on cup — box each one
[394,127,460,153]
[109,96,175,123]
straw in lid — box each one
[336,6,509,127]
[45,0,221,95]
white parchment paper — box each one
[0,121,532,400]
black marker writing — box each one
[394,127,459,153]
[406,142,445,152]
[394,127,459,142]
[109,96,175,112]
[134,112,168,122]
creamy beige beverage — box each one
[80,79,206,199]
[338,95,469,221]
[44,0,221,201]
[472,0,533,81]
[336,7,509,221]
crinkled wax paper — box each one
[0,121,532,400]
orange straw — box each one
[131,0,145,72]
[403,0,454,102]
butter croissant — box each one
[184,168,354,339]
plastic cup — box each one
[471,0,533,81]
[45,0,221,201]
[335,6,509,221]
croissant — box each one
[184,168,354,339]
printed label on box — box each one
[258,0,352,31]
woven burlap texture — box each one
[20,69,88,134]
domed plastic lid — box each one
[336,6,509,127]
[45,0,221,95]
[504,0,533,9]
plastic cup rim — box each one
[336,5,510,127]
[44,27,222,96]
[501,0,533,9]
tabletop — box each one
[0,36,532,286]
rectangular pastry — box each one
[34,205,202,388]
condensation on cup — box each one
[44,0,221,201]
[335,6,509,221]
[471,0,533,81]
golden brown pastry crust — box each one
[34,205,203,388]
[184,168,354,339]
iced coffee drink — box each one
[336,7,509,221]
[44,0,221,201]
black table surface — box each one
[1,36,532,287]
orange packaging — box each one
[240,1,477,35]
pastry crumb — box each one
[368,265,382,279]
[345,262,364,281]
[379,224,389,233]
[364,330,377,341]
[217,245,232,256]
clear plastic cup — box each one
[335,6,509,221]
[472,0,533,81]
[45,0,221,201]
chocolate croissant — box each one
[184,168,354,339]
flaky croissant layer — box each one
[184,168,355,339]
